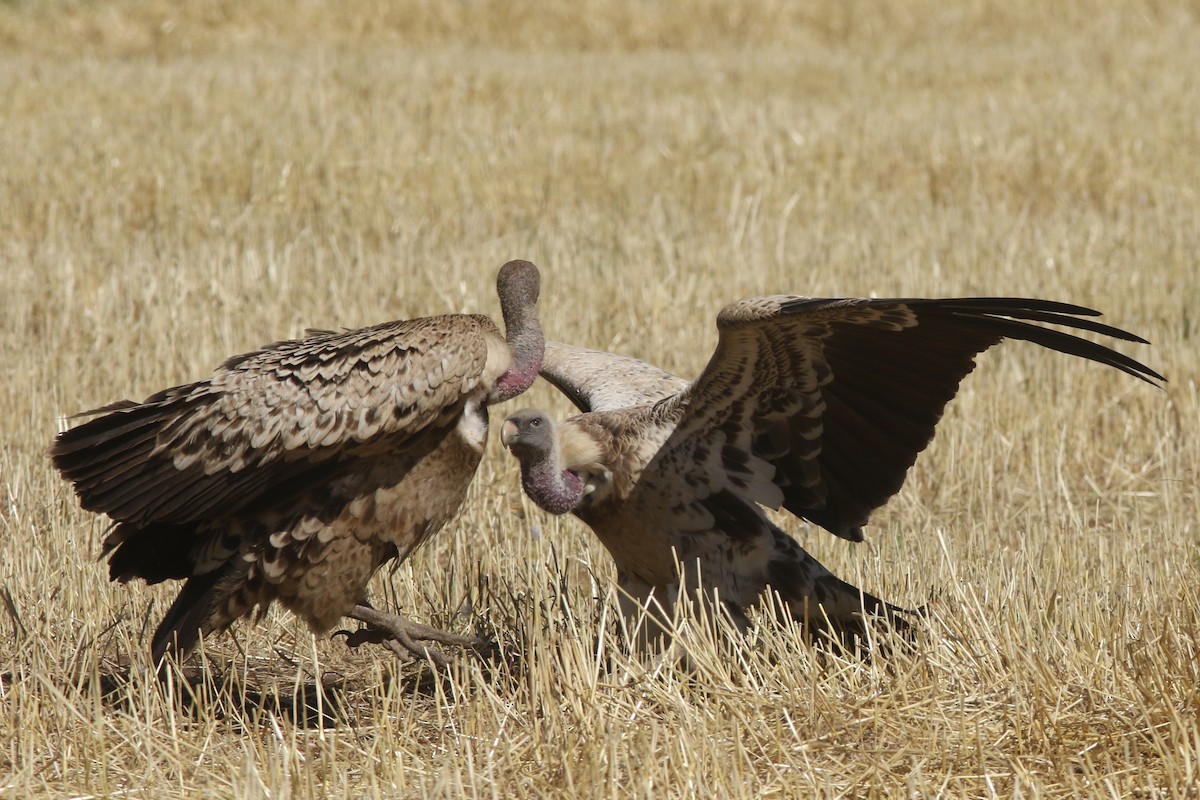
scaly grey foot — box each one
[336,603,481,667]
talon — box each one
[332,627,388,649]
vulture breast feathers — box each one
[51,260,543,665]
[502,296,1163,649]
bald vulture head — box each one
[501,409,584,515]
[500,408,554,457]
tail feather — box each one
[795,573,915,655]
[150,559,250,665]
[151,570,223,665]
[103,520,204,584]
[766,528,916,655]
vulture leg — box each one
[338,603,481,667]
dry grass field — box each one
[1,1,1198,796]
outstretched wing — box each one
[631,296,1163,542]
[539,340,689,413]
[50,314,504,526]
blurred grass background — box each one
[1,1,1197,797]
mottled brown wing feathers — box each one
[629,295,1161,542]
[50,314,501,526]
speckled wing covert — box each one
[53,315,502,528]
[607,296,1164,542]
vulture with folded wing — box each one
[500,296,1162,650]
[51,260,544,665]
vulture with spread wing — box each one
[501,296,1162,650]
[51,260,543,665]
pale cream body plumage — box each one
[52,260,543,665]
[502,297,1163,651]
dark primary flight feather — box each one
[506,294,1162,649]
[51,260,544,664]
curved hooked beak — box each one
[499,419,519,449]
